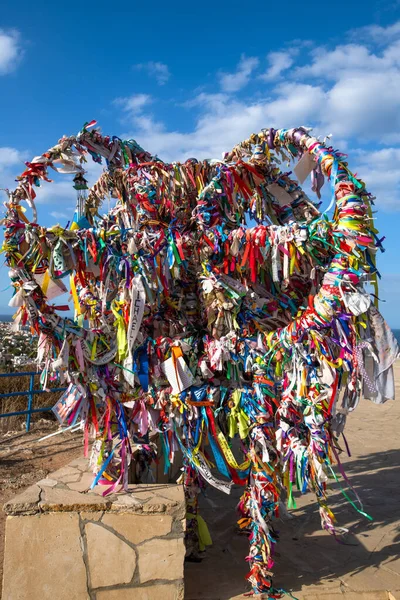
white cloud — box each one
[117,84,325,163]
[260,51,295,81]
[0,147,29,205]
[0,147,25,172]
[265,82,325,127]
[353,147,400,210]
[286,37,400,144]
[108,22,400,212]
[355,20,400,44]
[114,93,152,115]
[295,44,381,79]
[0,29,22,75]
[50,211,69,219]
[323,71,400,142]
[114,80,400,211]
[135,61,170,85]
[33,180,76,205]
[219,55,259,92]
[182,92,230,112]
[116,33,400,162]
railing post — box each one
[26,373,35,432]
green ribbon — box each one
[287,480,297,509]
[328,464,373,522]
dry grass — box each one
[0,365,64,432]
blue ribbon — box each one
[89,442,120,489]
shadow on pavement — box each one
[184,448,400,599]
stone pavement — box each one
[2,458,186,599]
[185,363,400,600]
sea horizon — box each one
[0,315,13,322]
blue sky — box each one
[1,1,400,326]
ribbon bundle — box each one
[2,122,394,596]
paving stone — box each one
[342,564,400,592]
[67,472,96,492]
[80,511,104,522]
[2,513,87,600]
[111,500,144,512]
[156,484,185,503]
[3,485,40,515]
[95,583,183,600]
[91,485,109,496]
[142,500,168,513]
[110,493,144,509]
[138,537,185,583]
[119,490,174,513]
[128,484,182,499]
[68,457,90,471]
[382,557,400,577]
[39,486,112,512]
[49,465,81,480]
[126,490,153,502]
[102,513,173,544]
[135,493,179,514]
[56,472,82,484]
[86,522,136,588]
[37,478,58,488]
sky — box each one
[1,1,400,326]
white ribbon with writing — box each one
[123,275,146,386]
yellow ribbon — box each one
[217,432,250,470]
[70,275,81,315]
[186,513,212,551]
[227,390,249,439]
[111,301,128,361]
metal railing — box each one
[0,371,66,432]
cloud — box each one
[354,20,400,44]
[135,61,170,85]
[0,147,29,205]
[353,147,400,210]
[114,93,152,115]
[323,71,400,142]
[292,40,400,144]
[295,44,382,79]
[182,93,230,112]
[117,83,327,163]
[116,33,400,160]
[50,211,70,219]
[0,147,25,173]
[260,51,295,81]
[219,55,259,92]
[33,180,76,205]
[0,29,22,75]
[114,82,400,211]
[108,21,400,212]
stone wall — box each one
[2,457,186,600]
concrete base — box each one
[2,458,185,600]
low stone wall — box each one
[2,457,186,600]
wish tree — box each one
[2,122,396,596]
